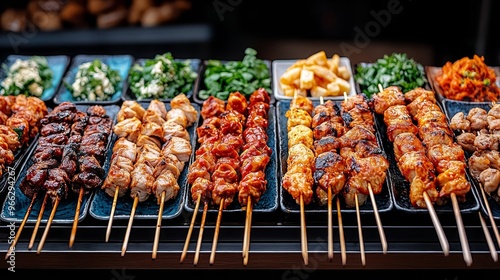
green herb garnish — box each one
[0,56,53,97]
[355,52,427,98]
[198,48,271,100]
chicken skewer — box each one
[152,94,196,259]
[449,105,500,249]
[311,96,346,261]
[209,92,247,265]
[340,92,389,257]
[69,106,112,247]
[405,87,472,266]
[102,100,145,241]
[372,85,449,256]
[182,95,225,265]
[238,88,272,265]
[282,94,315,266]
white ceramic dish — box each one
[272,57,356,101]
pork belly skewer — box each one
[182,95,225,265]
[373,85,449,256]
[405,87,472,266]
[282,94,315,266]
[209,92,247,265]
[239,88,271,265]
[151,94,195,259]
[69,105,112,247]
[101,100,144,241]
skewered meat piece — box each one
[290,95,314,116]
[19,159,59,198]
[313,120,347,139]
[117,100,146,122]
[404,87,436,104]
[44,168,71,203]
[467,107,488,131]
[313,151,346,205]
[449,112,470,132]
[393,132,425,162]
[286,107,312,131]
[426,142,466,173]
[166,108,188,128]
[170,93,198,127]
[136,134,162,148]
[468,150,492,180]
[456,132,476,153]
[152,169,179,203]
[436,160,470,200]
[337,125,377,148]
[416,110,448,128]
[406,99,441,121]
[201,96,225,120]
[130,162,155,202]
[341,104,374,132]
[479,168,500,194]
[474,133,499,150]
[161,136,192,163]
[417,121,455,148]
[238,170,267,206]
[372,85,405,114]
[140,120,163,140]
[311,100,340,127]
[162,120,190,141]
[282,164,314,205]
[226,91,248,116]
[344,151,389,195]
[383,105,419,142]
[288,124,314,150]
[398,151,439,207]
[0,125,21,151]
[313,136,339,155]
[113,116,142,142]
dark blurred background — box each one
[0,0,498,66]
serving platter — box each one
[273,57,356,101]
[426,65,500,103]
[0,54,70,102]
[277,100,394,214]
[53,54,133,105]
[89,101,200,220]
[0,104,120,223]
[183,105,279,213]
[373,105,480,214]
[121,58,201,102]
[441,99,500,219]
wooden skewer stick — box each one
[368,184,387,254]
[37,197,60,254]
[193,200,208,266]
[300,193,309,266]
[121,195,139,257]
[105,186,120,242]
[423,191,449,255]
[327,186,334,261]
[355,194,365,266]
[152,191,166,260]
[5,193,37,260]
[479,184,500,247]
[451,192,472,266]
[209,197,225,265]
[243,198,253,266]
[29,193,48,249]
[319,95,334,262]
[180,193,201,263]
[336,196,346,266]
[69,187,85,248]
[478,211,498,262]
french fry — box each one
[305,65,337,83]
[331,77,351,94]
[337,65,351,81]
[306,51,328,67]
[310,86,328,97]
[326,82,341,96]
[329,54,340,73]
[299,68,315,89]
[280,66,302,85]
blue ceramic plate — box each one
[0,104,120,223]
[89,102,200,220]
[375,100,479,214]
[53,54,133,105]
[442,99,498,219]
[122,58,201,102]
[184,105,279,213]
[0,54,69,101]
[277,100,394,214]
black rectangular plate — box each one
[277,100,394,214]
[441,99,498,219]
[0,104,120,223]
[89,101,200,220]
[184,105,279,213]
[375,101,480,214]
